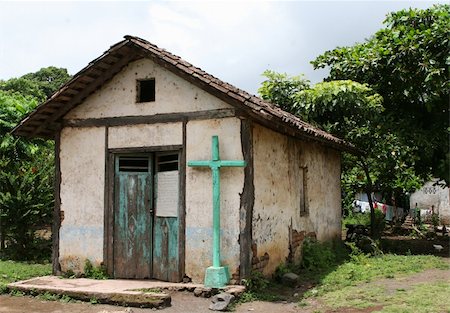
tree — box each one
[312,4,450,185]
[259,75,423,236]
[0,67,71,260]
[0,66,70,102]
[258,70,310,112]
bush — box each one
[241,271,269,292]
[83,260,109,280]
[301,239,337,271]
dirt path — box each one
[0,294,300,313]
[1,266,449,313]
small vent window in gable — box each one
[137,79,155,102]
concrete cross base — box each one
[204,266,230,288]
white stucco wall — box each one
[59,126,105,272]
[108,122,182,148]
[410,180,450,224]
[185,117,244,282]
[59,54,240,281]
[252,124,341,275]
[65,58,231,120]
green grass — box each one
[319,280,450,312]
[36,291,75,303]
[380,282,450,313]
[0,260,51,293]
[309,254,448,296]
[302,254,449,312]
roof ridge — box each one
[12,35,357,153]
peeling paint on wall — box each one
[252,124,341,275]
[59,127,105,272]
[185,117,244,282]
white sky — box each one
[0,0,443,95]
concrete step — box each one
[7,276,245,309]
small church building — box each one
[14,36,354,284]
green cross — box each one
[188,135,246,287]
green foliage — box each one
[241,270,269,292]
[344,211,385,239]
[273,262,292,282]
[294,80,383,126]
[62,269,76,279]
[0,67,71,102]
[235,270,285,306]
[312,4,450,184]
[0,78,46,103]
[301,239,336,271]
[89,296,99,304]
[0,67,70,260]
[0,260,51,293]
[83,259,109,280]
[319,280,450,312]
[259,71,424,234]
[431,213,440,227]
[309,254,447,296]
[298,80,423,199]
[258,70,310,113]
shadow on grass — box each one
[380,235,449,257]
[240,234,449,306]
[241,240,352,304]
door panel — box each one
[153,217,179,281]
[114,156,152,279]
[153,154,181,282]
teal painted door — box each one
[114,156,153,279]
[153,154,180,282]
[113,153,181,281]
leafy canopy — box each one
[259,73,423,212]
[312,4,450,184]
[258,70,310,112]
[0,67,71,260]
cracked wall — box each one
[252,124,341,275]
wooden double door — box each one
[113,153,181,281]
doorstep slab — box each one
[7,276,245,308]
[8,276,176,308]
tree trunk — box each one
[359,156,376,238]
[0,208,4,250]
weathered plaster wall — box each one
[65,58,232,120]
[59,126,105,273]
[252,124,341,275]
[108,122,182,148]
[185,117,244,282]
[410,180,450,224]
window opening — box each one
[137,79,155,102]
[118,156,149,172]
[157,154,179,172]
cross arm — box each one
[219,160,246,167]
[187,160,212,167]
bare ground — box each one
[1,265,449,313]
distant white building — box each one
[410,179,450,225]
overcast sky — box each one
[0,1,443,95]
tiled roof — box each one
[12,35,356,153]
